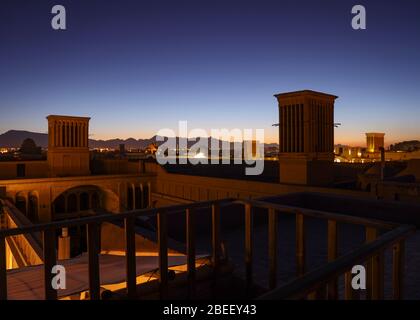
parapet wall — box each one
[145,162,370,207]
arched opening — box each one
[15,195,27,216]
[80,192,89,211]
[135,186,142,210]
[28,194,39,222]
[127,186,133,210]
[142,185,149,208]
[51,185,115,258]
[52,185,117,218]
[54,194,66,214]
[67,193,78,213]
[91,192,100,209]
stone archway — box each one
[51,185,119,257]
[125,182,151,211]
[51,185,119,217]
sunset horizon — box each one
[1,0,420,311]
[2,1,420,147]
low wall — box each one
[145,162,371,207]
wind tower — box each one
[274,90,338,186]
[47,115,91,177]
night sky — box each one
[1,0,419,145]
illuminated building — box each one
[366,132,385,153]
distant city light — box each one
[194,152,206,159]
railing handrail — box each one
[3,199,43,241]
[0,196,401,238]
[258,224,415,300]
[235,199,399,230]
[0,198,236,238]
[2,200,44,264]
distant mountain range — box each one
[0,130,49,148]
[0,130,279,150]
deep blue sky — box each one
[1,0,419,145]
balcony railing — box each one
[1,200,43,267]
[0,197,415,300]
[239,199,414,300]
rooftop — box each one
[274,90,338,100]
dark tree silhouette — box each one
[19,138,41,155]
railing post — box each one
[186,208,196,298]
[211,203,221,297]
[211,203,220,273]
[307,285,326,300]
[87,222,100,300]
[344,271,360,300]
[296,212,305,277]
[157,210,168,299]
[365,227,383,299]
[245,203,253,294]
[211,203,221,273]
[268,207,278,290]
[376,250,385,300]
[327,220,338,299]
[392,240,405,300]
[58,227,70,260]
[43,227,57,300]
[124,216,137,299]
[0,235,7,300]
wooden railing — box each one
[1,200,43,267]
[237,199,415,300]
[0,198,233,300]
[0,197,415,300]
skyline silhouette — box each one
[1,0,420,145]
